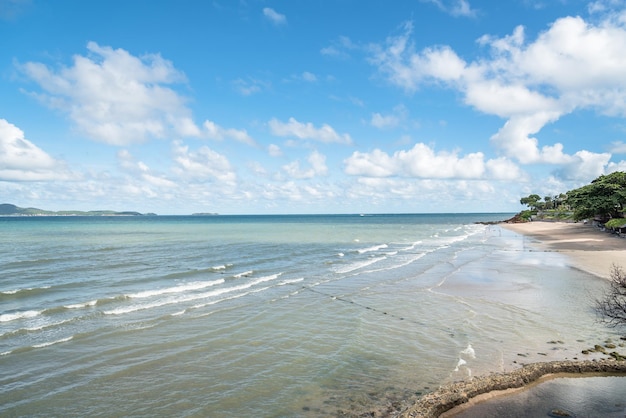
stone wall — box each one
[400,359,626,418]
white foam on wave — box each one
[335,256,387,274]
[461,344,476,359]
[233,270,253,278]
[341,251,427,276]
[1,285,51,296]
[403,241,423,252]
[65,300,98,309]
[104,273,282,316]
[32,336,73,349]
[211,264,231,271]
[190,291,249,310]
[129,279,225,299]
[454,358,466,372]
[357,244,388,254]
[428,234,469,249]
[190,280,281,311]
[454,344,475,376]
[0,310,41,323]
[279,278,304,285]
[18,317,75,334]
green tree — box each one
[567,171,626,221]
[554,193,567,210]
[544,196,553,209]
[520,194,541,210]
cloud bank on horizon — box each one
[1,0,626,214]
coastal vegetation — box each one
[519,171,626,227]
[567,171,626,222]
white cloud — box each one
[342,176,519,213]
[370,15,626,173]
[0,119,73,181]
[608,159,626,172]
[489,112,568,164]
[421,0,477,18]
[268,144,283,157]
[610,141,626,153]
[268,117,353,144]
[301,71,317,82]
[554,150,612,180]
[232,78,268,96]
[370,22,466,92]
[263,7,286,25]
[371,112,400,129]
[485,157,526,181]
[20,42,199,146]
[248,161,268,177]
[343,149,396,177]
[285,72,319,83]
[321,36,356,59]
[463,81,560,119]
[343,142,521,180]
[587,0,626,18]
[203,120,256,146]
[451,0,477,17]
[171,140,237,186]
[117,149,176,188]
[370,105,408,129]
[282,151,328,179]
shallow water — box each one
[0,214,621,416]
[451,375,626,418]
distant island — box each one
[0,203,157,217]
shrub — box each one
[596,264,626,328]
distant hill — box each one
[0,203,155,217]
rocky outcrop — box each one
[400,359,626,418]
[475,213,529,225]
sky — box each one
[2,0,626,215]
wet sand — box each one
[500,221,626,279]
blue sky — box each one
[2,0,626,214]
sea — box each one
[0,213,622,417]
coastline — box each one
[500,221,626,279]
[398,220,626,418]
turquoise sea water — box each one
[0,214,620,416]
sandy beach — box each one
[399,220,626,418]
[500,221,626,279]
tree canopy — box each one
[520,194,541,210]
[566,171,626,221]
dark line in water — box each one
[301,286,457,336]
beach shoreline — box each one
[500,221,626,279]
[398,220,626,418]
